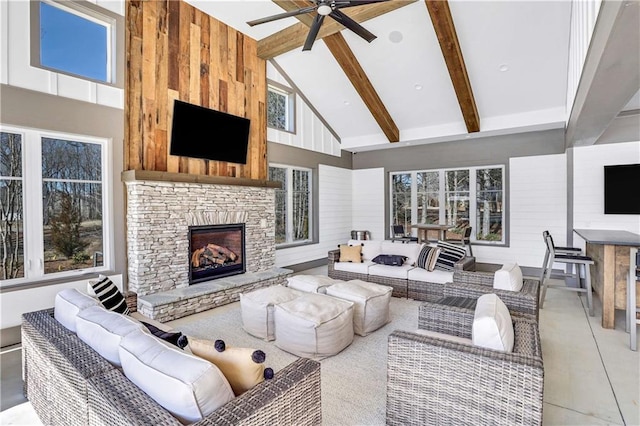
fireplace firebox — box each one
[188,223,245,284]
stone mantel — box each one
[122,170,282,189]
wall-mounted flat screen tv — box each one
[604,163,640,214]
[170,100,250,165]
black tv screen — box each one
[170,100,250,164]
[604,164,640,214]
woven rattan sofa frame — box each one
[327,249,476,299]
[22,308,322,426]
[445,269,541,318]
[387,302,544,426]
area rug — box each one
[169,297,423,426]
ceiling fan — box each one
[247,0,389,51]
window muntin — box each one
[0,132,25,280]
[390,166,505,244]
[269,165,311,246]
[267,85,295,132]
[39,0,112,83]
[0,126,110,285]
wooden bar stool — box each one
[540,231,595,316]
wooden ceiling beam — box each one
[324,33,400,142]
[257,0,417,59]
[425,0,480,133]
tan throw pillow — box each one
[189,338,273,396]
[339,244,362,263]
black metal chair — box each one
[390,225,418,244]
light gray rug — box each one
[169,297,423,426]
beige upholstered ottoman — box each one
[274,293,354,358]
[240,285,303,341]
[286,275,342,294]
[326,280,393,336]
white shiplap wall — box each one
[267,63,342,157]
[275,165,352,267]
[0,1,123,109]
[472,154,567,268]
[352,168,385,241]
[573,141,640,249]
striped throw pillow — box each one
[434,241,467,271]
[90,275,130,315]
[416,245,441,271]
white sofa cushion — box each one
[54,288,101,332]
[407,267,453,284]
[368,264,414,280]
[348,239,382,262]
[119,330,234,424]
[287,275,340,294]
[76,306,144,367]
[493,263,524,292]
[334,260,373,275]
[472,294,514,352]
[380,241,424,266]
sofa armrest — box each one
[328,249,340,263]
[453,269,493,286]
[454,256,475,271]
[417,301,475,339]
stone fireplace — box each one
[189,223,245,284]
[122,171,291,321]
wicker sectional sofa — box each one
[22,307,322,425]
[328,240,475,299]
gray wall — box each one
[0,84,126,284]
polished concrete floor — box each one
[1,274,638,425]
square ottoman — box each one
[274,293,354,359]
[286,275,342,294]
[326,280,393,336]
[240,285,303,341]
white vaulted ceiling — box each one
[187,0,573,152]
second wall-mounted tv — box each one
[604,163,640,214]
[170,100,250,165]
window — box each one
[267,84,295,132]
[269,165,311,246]
[390,166,505,243]
[38,0,114,83]
[0,126,110,285]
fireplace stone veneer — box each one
[124,173,281,300]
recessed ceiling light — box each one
[499,64,509,72]
[414,84,423,91]
[389,31,403,43]
[343,100,350,106]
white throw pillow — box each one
[472,294,514,352]
[493,263,524,292]
[76,306,144,367]
[54,288,100,332]
[119,330,234,424]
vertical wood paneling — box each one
[125,1,266,177]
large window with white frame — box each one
[36,0,115,84]
[0,125,111,285]
[390,166,504,243]
[269,165,311,246]
[267,83,295,133]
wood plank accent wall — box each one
[125,0,267,179]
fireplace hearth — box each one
[189,223,245,284]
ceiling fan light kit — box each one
[247,0,389,51]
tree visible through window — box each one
[0,133,24,280]
[267,85,294,132]
[476,168,503,241]
[269,165,311,246]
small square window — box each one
[267,84,295,133]
[38,1,112,83]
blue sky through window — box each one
[40,2,108,82]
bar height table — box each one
[573,229,640,329]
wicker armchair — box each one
[387,301,544,426]
[446,269,540,318]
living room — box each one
[1,0,639,425]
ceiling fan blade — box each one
[247,6,317,27]
[303,14,325,51]
[335,0,390,8]
[329,9,376,43]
